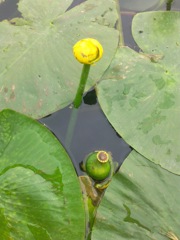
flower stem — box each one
[73,64,91,108]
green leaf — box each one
[132,11,180,70]
[0,0,119,118]
[97,11,180,174]
[92,150,180,240]
[0,109,85,240]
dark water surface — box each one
[0,0,20,21]
[1,0,179,175]
[40,90,132,175]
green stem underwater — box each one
[166,0,174,10]
[73,64,91,108]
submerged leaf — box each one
[97,11,180,174]
[0,0,119,118]
[92,151,180,240]
[0,109,85,239]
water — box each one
[40,90,132,175]
[0,0,20,21]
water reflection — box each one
[0,0,20,21]
[40,89,132,176]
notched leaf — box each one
[98,14,180,173]
[0,0,119,118]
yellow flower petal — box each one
[73,38,103,64]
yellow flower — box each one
[73,38,103,65]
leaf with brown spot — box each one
[0,0,119,118]
[97,12,180,174]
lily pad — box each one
[132,11,180,69]
[0,0,119,118]
[97,11,180,174]
[0,109,85,240]
[92,150,180,240]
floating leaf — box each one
[0,0,119,118]
[92,150,180,240]
[97,11,180,174]
[0,109,85,240]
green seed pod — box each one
[84,151,111,181]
